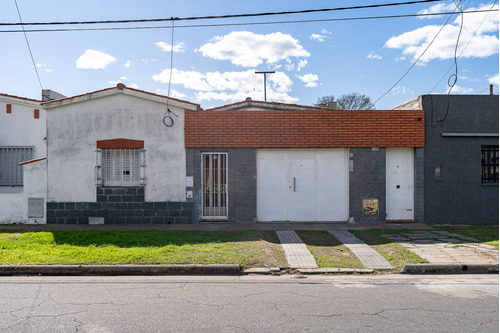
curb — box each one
[401,263,499,274]
[0,264,241,276]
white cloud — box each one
[297,59,308,72]
[35,63,52,72]
[124,60,132,68]
[310,29,332,42]
[196,31,310,67]
[310,33,327,42]
[367,52,382,60]
[152,68,212,91]
[108,80,121,85]
[385,4,499,63]
[390,85,411,95]
[488,73,499,85]
[417,2,458,19]
[152,68,298,103]
[297,73,319,87]
[448,84,474,94]
[76,49,116,70]
[120,76,127,80]
[155,41,186,53]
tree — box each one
[315,93,375,110]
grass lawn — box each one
[350,229,428,268]
[0,229,287,269]
[296,231,364,268]
[434,224,499,250]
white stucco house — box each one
[0,93,46,223]
[42,84,200,224]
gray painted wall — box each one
[421,94,499,224]
[186,148,257,223]
[349,148,387,223]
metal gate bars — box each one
[201,153,228,220]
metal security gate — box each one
[201,153,228,220]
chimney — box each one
[490,84,494,95]
[42,89,66,102]
[326,101,338,109]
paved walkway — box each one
[328,230,393,269]
[383,230,499,264]
[276,231,318,269]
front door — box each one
[386,148,414,220]
[201,153,228,220]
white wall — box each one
[0,159,47,224]
[0,96,46,157]
[46,92,188,202]
[0,95,46,223]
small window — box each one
[0,146,34,186]
[102,149,141,186]
[481,145,498,184]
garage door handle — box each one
[293,177,296,192]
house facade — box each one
[396,94,499,224]
[43,84,200,224]
[184,99,425,224]
[0,93,46,223]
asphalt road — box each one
[0,275,498,332]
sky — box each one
[1,0,498,109]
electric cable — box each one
[14,0,43,90]
[163,20,178,128]
[437,0,464,123]
[429,3,496,93]
[373,0,464,106]
[0,0,445,26]
[0,9,495,34]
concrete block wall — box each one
[186,148,257,223]
[46,186,193,224]
[349,148,387,223]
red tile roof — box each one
[41,84,200,108]
[0,93,41,103]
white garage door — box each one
[257,149,349,222]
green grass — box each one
[0,230,287,269]
[350,229,428,268]
[434,224,499,250]
[296,231,363,268]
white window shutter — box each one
[102,148,142,187]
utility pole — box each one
[255,71,275,102]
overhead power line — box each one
[373,0,464,106]
[0,0,444,26]
[0,9,495,34]
[13,0,43,90]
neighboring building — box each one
[0,93,46,223]
[42,84,200,224]
[185,98,425,224]
[395,94,499,224]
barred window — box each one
[0,146,34,186]
[481,145,498,184]
[102,149,141,187]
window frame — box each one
[481,145,498,184]
[0,146,34,186]
[96,148,146,187]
